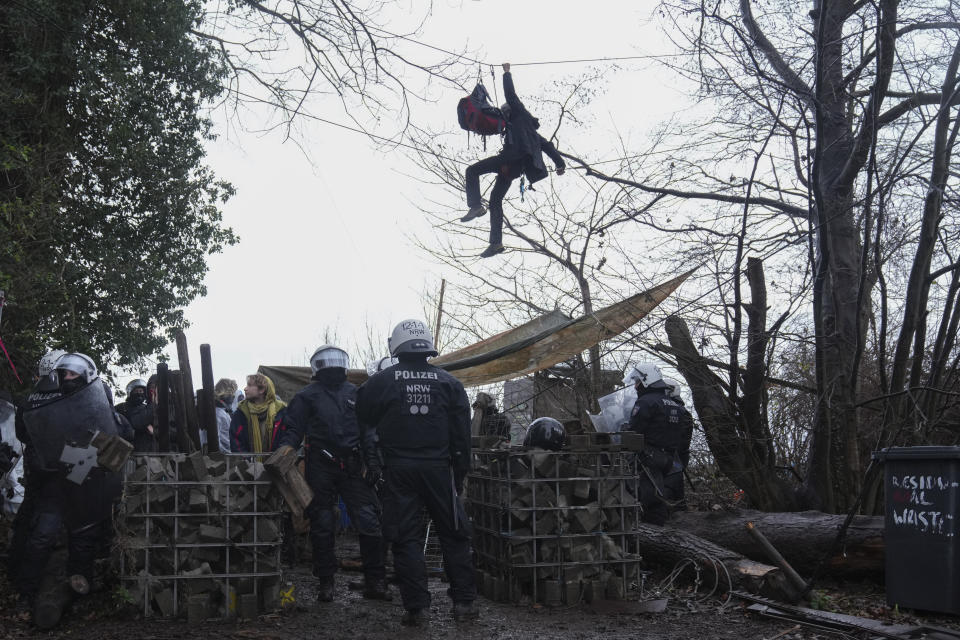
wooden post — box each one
[169,370,195,453]
[156,363,170,452]
[433,278,446,348]
[746,521,808,597]
[199,343,218,453]
[175,330,202,451]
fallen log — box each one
[635,523,801,602]
[669,509,884,579]
[264,446,313,518]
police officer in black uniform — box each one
[356,319,477,626]
[9,350,65,589]
[117,378,157,452]
[17,352,122,623]
[624,362,686,525]
[273,344,388,603]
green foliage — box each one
[0,0,236,390]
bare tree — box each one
[194,1,471,139]
[552,0,960,512]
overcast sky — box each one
[130,1,686,394]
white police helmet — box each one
[55,352,98,384]
[126,378,148,395]
[310,345,350,374]
[38,349,68,377]
[662,376,683,401]
[623,362,663,388]
[388,319,438,357]
[366,356,399,376]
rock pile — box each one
[119,452,283,620]
[467,441,646,605]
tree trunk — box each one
[633,522,802,602]
[666,314,801,510]
[670,509,884,579]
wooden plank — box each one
[199,344,218,453]
[156,363,170,452]
[175,330,202,451]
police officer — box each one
[624,363,686,525]
[661,377,695,510]
[117,379,156,452]
[356,320,477,626]
[273,345,388,603]
[17,352,122,622]
[9,350,66,589]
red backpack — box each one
[457,83,505,144]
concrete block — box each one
[239,593,258,619]
[556,459,577,478]
[541,579,562,606]
[227,486,255,512]
[573,479,592,500]
[199,524,227,542]
[187,594,211,624]
[260,582,280,611]
[531,452,556,478]
[586,579,605,602]
[191,546,222,564]
[228,522,246,541]
[149,485,176,509]
[188,489,208,512]
[570,506,601,533]
[206,454,227,478]
[153,588,176,617]
[255,518,280,543]
[533,512,557,536]
[606,576,626,600]
[181,451,209,481]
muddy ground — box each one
[3,533,959,640]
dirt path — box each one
[1,565,838,640]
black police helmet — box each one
[523,417,566,451]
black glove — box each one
[453,467,466,494]
[364,464,382,487]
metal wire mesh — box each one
[467,445,645,604]
[118,452,283,620]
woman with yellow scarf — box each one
[229,373,287,452]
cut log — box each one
[264,447,313,517]
[669,509,884,579]
[633,523,801,602]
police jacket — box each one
[118,397,157,453]
[14,375,62,475]
[274,369,375,468]
[627,383,686,454]
[356,356,471,479]
[501,72,565,185]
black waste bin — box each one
[874,446,960,614]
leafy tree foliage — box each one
[0,0,236,389]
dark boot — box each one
[316,577,334,603]
[401,608,427,627]
[452,600,479,622]
[362,576,391,601]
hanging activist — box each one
[459,63,566,258]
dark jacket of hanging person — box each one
[501,71,565,185]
